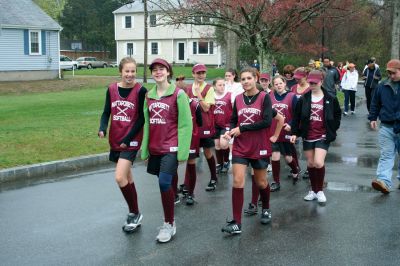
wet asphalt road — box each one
[1,86,400,266]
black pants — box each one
[365,86,375,112]
[343,90,356,112]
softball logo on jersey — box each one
[214,100,228,115]
[272,103,289,119]
[111,100,135,122]
[238,108,261,126]
[310,103,323,121]
[149,102,170,124]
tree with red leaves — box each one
[149,0,337,71]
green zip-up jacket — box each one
[141,83,193,161]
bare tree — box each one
[149,0,335,72]
[391,0,400,59]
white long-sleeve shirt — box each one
[341,70,359,91]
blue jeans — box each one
[376,125,400,188]
[343,90,356,112]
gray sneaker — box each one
[260,209,271,224]
[156,222,176,243]
[122,213,143,233]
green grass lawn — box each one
[66,66,226,79]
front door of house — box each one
[178,43,185,61]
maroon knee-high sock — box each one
[160,188,174,225]
[232,187,244,224]
[223,148,230,163]
[307,167,317,192]
[206,156,218,181]
[291,145,300,170]
[184,164,190,187]
[314,166,325,192]
[287,159,299,174]
[120,183,139,214]
[271,160,281,183]
[172,172,178,196]
[215,149,223,165]
[187,163,197,195]
[259,184,271,209]
[251,175,259,205]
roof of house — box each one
[113,1,179,14]
[0,0,62,30]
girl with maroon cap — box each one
[269,76,300,192]
[141,58,192,242]
[221,67,273,235]
[213,77,232,174]
[186,64,218,191]
[98,57,147,233]
[290,70,341,205]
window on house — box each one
[127,43,134,56]
[151,42,159,55]
[29,30,41,55]
[149,14,157,27]
[193,41,214,55]
[125,16,132,28]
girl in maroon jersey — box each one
[213,77,232,174]
[290,70,341,205]
[291,67,311,179]
[141,58,192,242]
[221,67,273,235]
[269,76,300,192]
[186,64,218,191]
[98,57,147,233]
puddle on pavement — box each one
[326,181,374,193]
[325,153,379,168]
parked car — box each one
[76,57,108,69]
[109,61,118,68]
[60,55,78,70]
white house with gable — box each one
[113,2,222,66]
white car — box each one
[60,55,78,70]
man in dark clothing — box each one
[369,59,400,194]
[362,59,382,112]
[321,57,340,97]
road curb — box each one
[0,153,111,184]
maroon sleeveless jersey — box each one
[233,92,271,159]
[214,92,232,129]
[291,85,311,99]
[270,92,295,142]
[189,99,200,155]
[146,88,180,155]
[307,97,326,141]
[187,84,215,138]
[108,82,143,151]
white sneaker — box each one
[156,222,176,243]
[351,111,355,115]
[267,164,272,173]
[303,191,317,201]
[316,191,326,204]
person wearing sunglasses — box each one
[369,59,400,194]
[290,70,341,205]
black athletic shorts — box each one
[232,156,269,169]
[109,150,138,164]
[272,142,294,156]
[303,140,330,151]
[213,126,228,139]
[199,137,215,148]
[147,153,178,176]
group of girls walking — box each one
[99,57,341,242]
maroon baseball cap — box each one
[149,58,171,71]
[293,68,307,79]
[192,64,207,73]
[307,70,324,84]
[386,59,400,72]
[259,73,271,80]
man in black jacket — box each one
[362,59,382,112]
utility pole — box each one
[143,0,148,82]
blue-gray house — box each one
[0,0,62,81]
